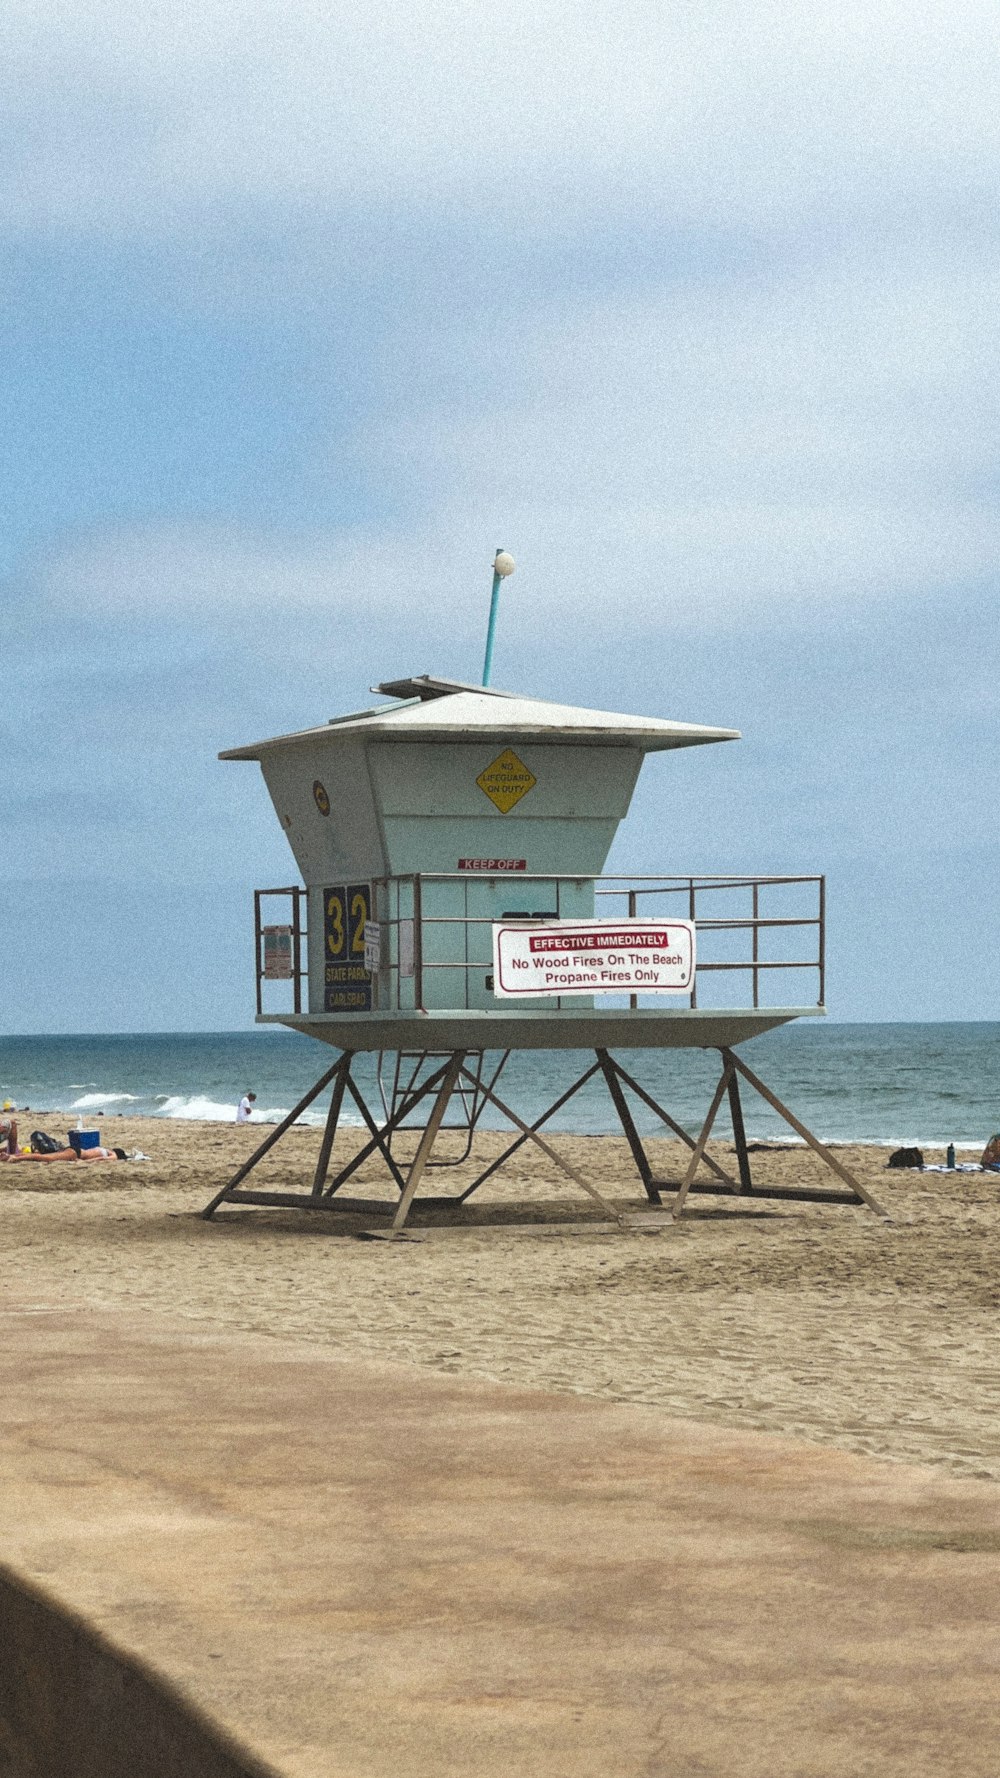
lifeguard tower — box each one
[204,673,887,1228]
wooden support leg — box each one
[724,1049,892,1220]
[595,1050,659,1203]
[390,1053,466,1233]
[202,1056,346,1219]
[457,1067,625,1225]
[608,1059,739,1188]
[727,1067,753,1194]
[311,1053,353,1196]
[671,1057,734,1220]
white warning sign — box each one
[492,918,696,998]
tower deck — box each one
[260,1004,819,1052]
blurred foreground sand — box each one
[3,1115,998,1482]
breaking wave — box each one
[155,1094,357,1127]
[70,1091,141,1109]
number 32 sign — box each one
[323,883,373,1012]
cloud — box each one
[345,240,1000,622]
[5,523,492,647]
[3,0,999,639]
[4,1,1000,234]
[8,35,996,634]
[9,222,1000,637]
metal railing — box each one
[254,886,307,1016]
[254,874,825,1016]
[595,875,826,1011]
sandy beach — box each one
[3,1114,998,1486]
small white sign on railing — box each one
[492,918,696,999]
[262,925,294,980]
[364,921,382,974]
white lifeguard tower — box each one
[204,673,887,1228]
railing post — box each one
[254,890,263,1017]
[464,870,470,1011]
[689,879,697,1009]
[394,877,401,1013]
[413,874,424,1012]
[818,875,826,1007]
[628,888,638,1010]
[752,881,759,1009]
[292,885,303,1014]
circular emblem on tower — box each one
[313,780,331,816]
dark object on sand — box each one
[30,1131,63,1154]
[887,1146,924,1170]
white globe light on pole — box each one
[482,548,516,686]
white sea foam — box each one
[248,1104,361,1128]
[245,1104,363,1128]
[159,1095,243,1121]
[156,1095,360,1127]
[71,1091,140,1108]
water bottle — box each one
[946,1143,956,1170]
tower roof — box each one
[219,675,740,761]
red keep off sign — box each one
[457,858,527,871]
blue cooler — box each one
[69,1129,100,1153]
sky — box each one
[2,0,998,1031]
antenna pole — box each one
[482,547,515,685]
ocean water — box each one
[0,1024,997,1148]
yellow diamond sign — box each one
[476,748,537,814]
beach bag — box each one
[887,1146,924,1170]
[29,1130,62,1154]
[981,1134,1000,1171]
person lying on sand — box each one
[0,1114,18,1157]
[1,1145,127,1163]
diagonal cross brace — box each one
[603,1057,738,1189]
[669,1058,736,1219]
[390,1053,467,1233]
[723,1049,891,1221]
[202,1055,347,1219]
[457,1064,626,1225]
[320,1060,455,1198]
[457,1060,604,1202]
